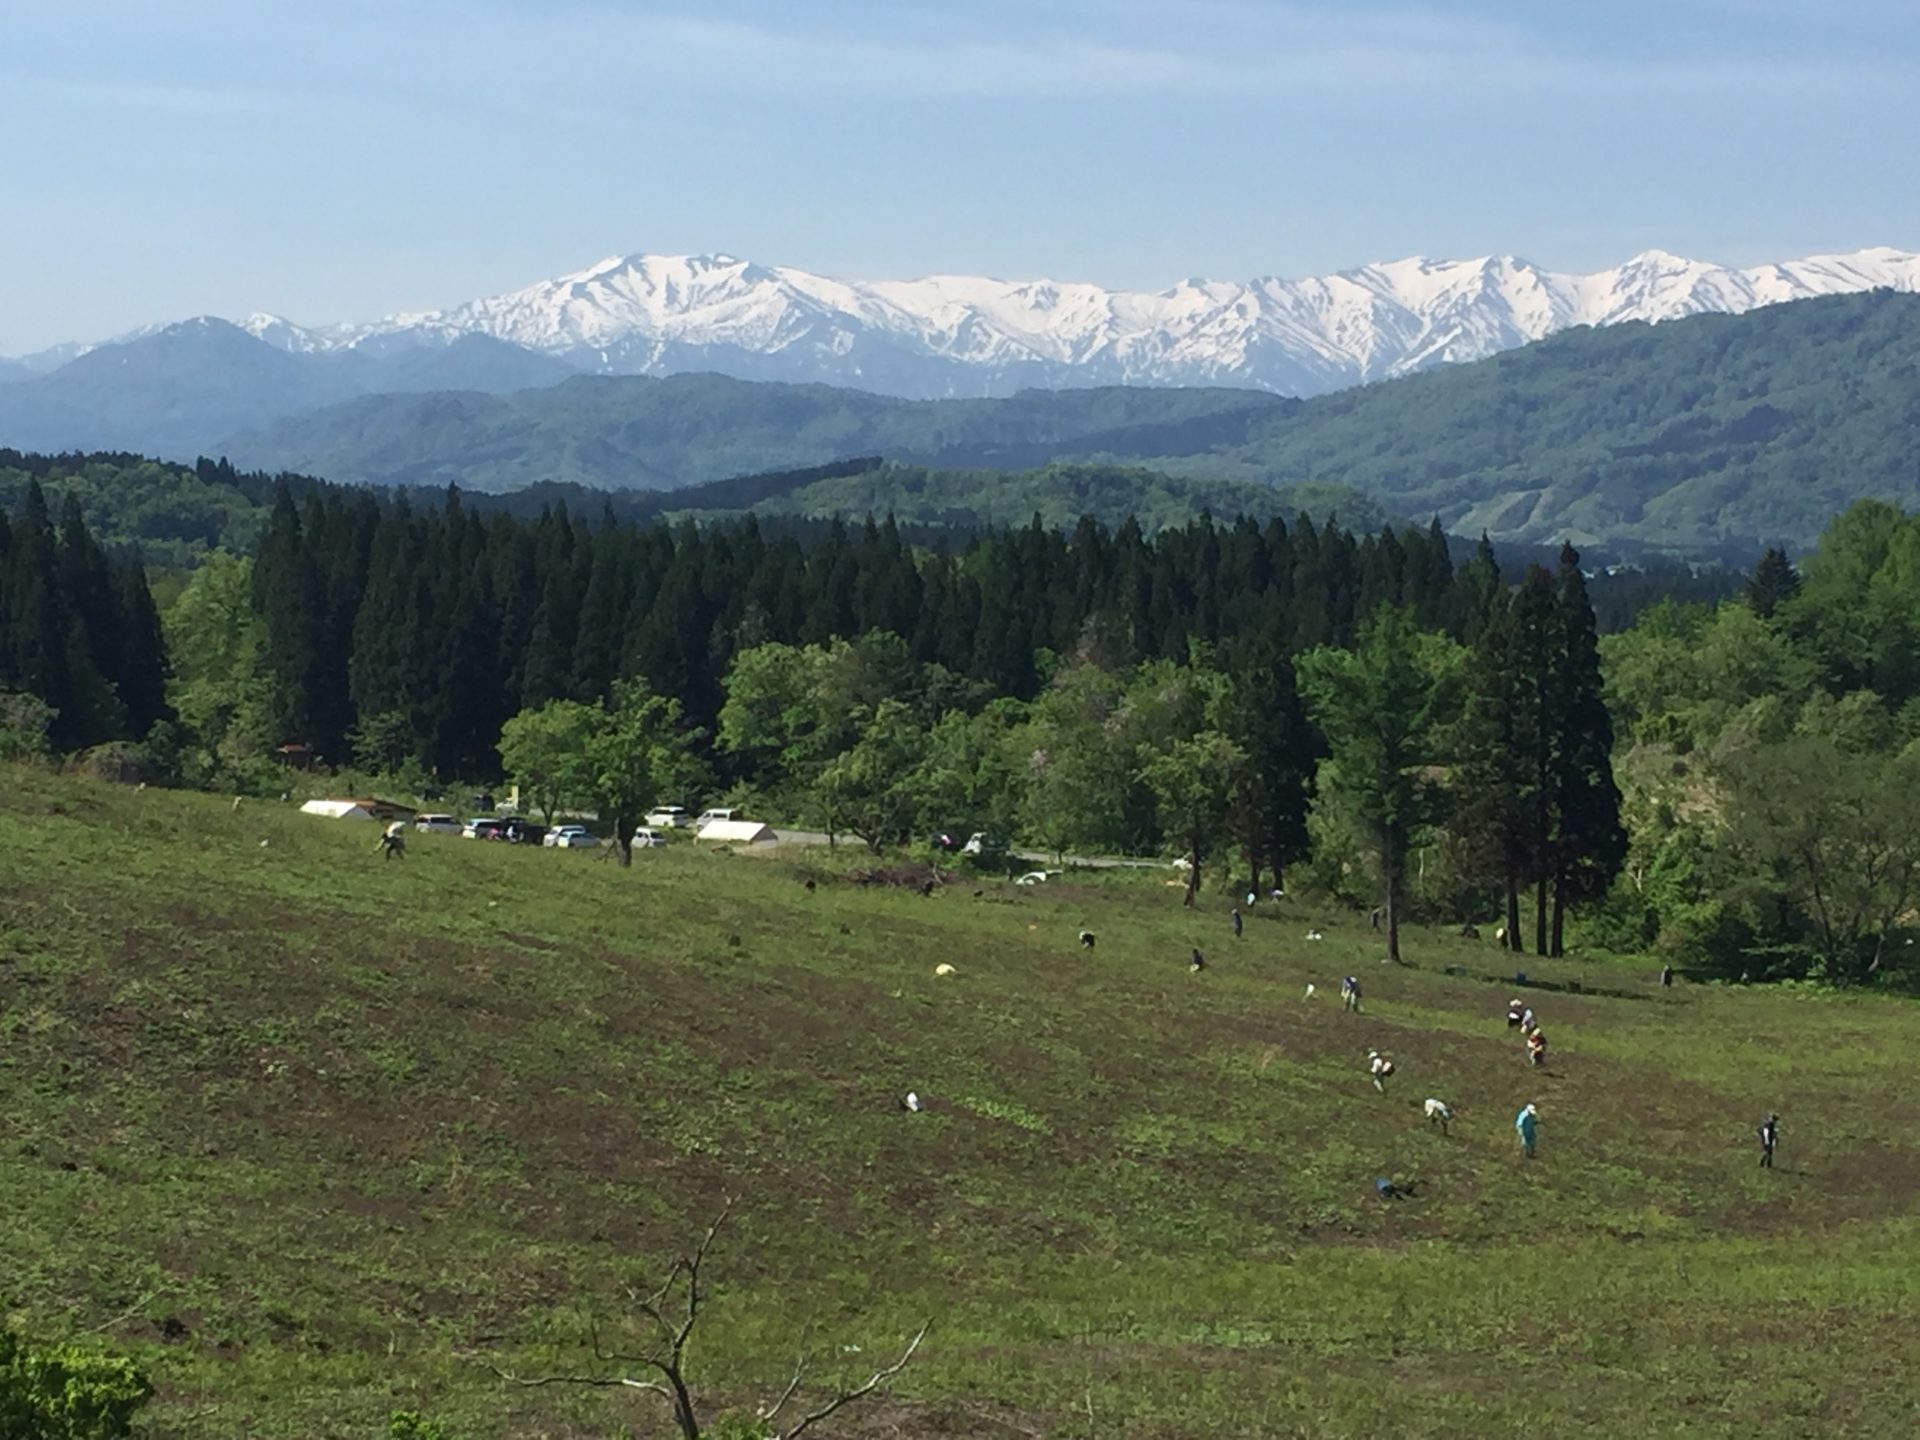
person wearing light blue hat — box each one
[1515,1102,1539,1159]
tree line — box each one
[0,482,169,756]
[24,463,1920,983]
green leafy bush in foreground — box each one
[0,1330,152,1440]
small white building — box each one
[695,818,777,844]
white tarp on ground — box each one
[695,818,777,844]
[300,798,376,820]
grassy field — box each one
[3,768,1920,1438]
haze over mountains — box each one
[194,290,1917,554]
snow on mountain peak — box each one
[19,244,1920,398]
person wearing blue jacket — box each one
[1516,1102,1539,1159]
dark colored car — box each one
[497,819,547,845]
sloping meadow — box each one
[2,772,1918,1436]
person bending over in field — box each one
[377,822,406,861]
[1526,1028,1547,1068]
[1507,997,1524,1029]
[1368,1049,1395,1093]
[1341,976,1363,1013]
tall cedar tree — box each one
[1511,569,1559,955]
[54,496,128,746]
[1220,638,1316,894]
[1453,574,1534,948]
[1746,546,1801,619]
[1,483,75,744]
[114,559,173,738]
[1547,544,1628,954]
[251,485,328,754]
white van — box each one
[645,805,691,829]
[695,808,738,826]
[630,827,667,849]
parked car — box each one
[414,813,461,835]
[462,816,504,839]
[630,827,667,849]
[961,831,1005,857]
[644,805,691,829]
[498,819,547,845]
[544,825,600,849]
[695,808,739,826]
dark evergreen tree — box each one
[1547,544,1627,955]
[53,496,127,746]
[1453,532,1504,644]
[1222,639,1316,893]
[1451,573,1548,949]
[251,484,328,752]
[1,483,73,742]
[348,498,421,759]
[1745,546,1802,619]
[433,567,504,777]
[113,558,173,738]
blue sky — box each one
[4,0,1915,352]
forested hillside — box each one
[1155,290,1920,553]
[0,450,1390,566]
[666,461,1391,534]
[221,377,1290,493]
[210,291,1920,555]
[0,451,290,565]
[0,320,581,455]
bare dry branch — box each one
[675,1198,734,1355]
[758,1349,809,1425]
[779,1321,930,1440]
[479,1360,674,1403]
[588,1314,663,1372]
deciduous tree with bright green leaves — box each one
[1299,605,1464,963]
[589,680,708,865]
[498,699,602,823]
[1141,729,1249,907]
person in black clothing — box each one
[1231,907,1243,939]
[1758,1113,1780,1169]
[1661,964,1674,989]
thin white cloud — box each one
[441,1,1919,103]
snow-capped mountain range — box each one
[8,244,1916,402]
[216,245,1920,398]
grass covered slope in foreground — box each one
[3,772,1920,1438]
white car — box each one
[413,813,461,835]
[695,808,738,826]
[461,816,503,839]
[645,806,690,829]
[630,827,667,849]
[543,825,599,849]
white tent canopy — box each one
[695,818,777,844]
[300,798,376,821]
